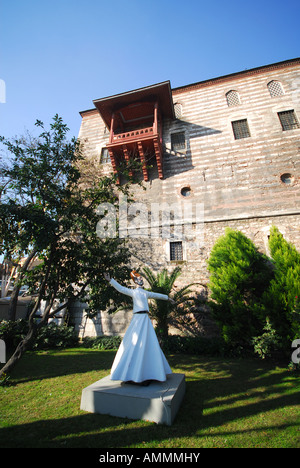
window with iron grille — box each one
[171,132,186,151]
[226,90,241,107]
[267,80,284,97]
[101,147,110,164]
[231,119,251,140]
[278,110,300,131]
[170,241,183,261]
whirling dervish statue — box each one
[104,270,174,384]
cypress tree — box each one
[208,228,273,346]
[266,226,300,349]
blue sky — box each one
[0,0,299,140]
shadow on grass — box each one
[0,410,298,448]
[5,348,116,383]
[1,352,299,448]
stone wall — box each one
[70,301,133,338]
[125,213,300,286]
[56,211,300,339]
[131,62,300,220]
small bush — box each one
[0,372,11,387]
[0,319,78,350]
[82,335,122,350]
[0,319,29,349]
[252,317,280,359]
[32,322,78,350]
[160,334,231,356]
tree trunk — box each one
[156,316,169,344]
[0,246,56,378]
[7,284,22,322]
[8,249,37,321]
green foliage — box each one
[32,322,78,350]
[207,228,273,346]
[81,335,122,350]
[0,319,29,349]
[252,317,280,359]
[141,266,195,339]
[0,319,78,350]
[0,115,133,376]
[160,334,227,356]
[0,373,11,387]
[0,115,131,318]
[207,226,300,357]
[264,226,300,348]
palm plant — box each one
[141,266,195,339]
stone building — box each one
[75,58,300,336]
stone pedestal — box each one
[80,373,185,425]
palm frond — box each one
[169,266,182,288]
[141,266,156,287]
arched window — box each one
[174,102,182,119]
[226,90,241,107]
[267,80,284,97]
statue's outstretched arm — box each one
[105,275,134,298]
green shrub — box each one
[252,317,280,359]
[0,372,11,387]
[0,319,29,349]
[0,319,78,350]
[264,226,300,349]
[206,226,300,358]
[207,228,273,346]
[31,322,78,350]
[160,334,234,356]
[82,335,122,350]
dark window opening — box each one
[280,173,294,185]
[171,132,186,151]
[170,241,183,261]
[278,110,300,131]
[232,119,251,140]
[181,187,191,197]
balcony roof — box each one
[93,81,175,129]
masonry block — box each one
[80,373,185,425]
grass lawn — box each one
[0,348,299,448]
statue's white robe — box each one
[109,279,172,382]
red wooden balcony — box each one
[110,125,154,144]
[93,82,174,183]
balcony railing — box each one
[109,125,159,145]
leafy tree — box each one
[265,226,300,349]
[0,115,131,377]
[207,228,273,346]
[141,266,196,339]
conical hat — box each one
[130,270,141,280]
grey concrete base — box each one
[80,373,185,425]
